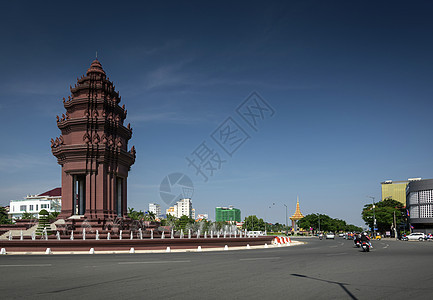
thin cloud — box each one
[0,154,53,172]
[140,61,320,92]
[128,111,208,124]
[143,59,195,90]
[1,79,69,96]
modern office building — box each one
[166,198,194,218]
[381,178,421,205]
[406,178,433,233]
[8,188,62,219]
[148,203,161,217]
[215,206,241,222]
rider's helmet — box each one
[362,232,367,236]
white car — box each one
[326,233,335,239]
[402,232,425,241]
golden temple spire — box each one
[290,197,304,221]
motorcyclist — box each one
[354,233,361,246]
[360,232,372,247]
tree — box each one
[177,215,195,230]
[242,215,265,231]
[144,211,156,221]
[0,207,12,224]
[20,211,36,220]
[36,209,53,235]
[48,211,60,221]
[362,198,404,233]
[127,207,145,220]
[298,214,362,233]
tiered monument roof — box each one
[290,199,304,221]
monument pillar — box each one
[52,59,136,220]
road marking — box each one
[383,244,389,249]
[0,264,52,267]
[118,260,191,265]
[325,253,347,256]
[240,257,281,261]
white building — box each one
[166,198,194,218]
[9,188,61,219]
[196,213,208,221]
[148,203,161,217]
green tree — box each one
[298,213,362,233]
[127,207,145,220]
[48,211,59,221]
[144,211,156,221]
[362,198,404,233]
[20,211,36,220]
[242,215,265,231]
[36,209,53,235]
[0,207,12,224]
[177,215,195,230]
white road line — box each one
[383,244,389,249]
[240,257,281,261]
[118,260,191,265]
[0,264,52,267]
[326,253,347,256]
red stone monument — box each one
[52,59,136,221]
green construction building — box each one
[215,206,241,222]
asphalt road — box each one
[0,237,432,300]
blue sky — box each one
[1,1,432,227]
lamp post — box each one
[265,203,275,234]
[317,213,321,233]
[368,196,376,238]
[283,204,288,236]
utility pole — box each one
[368,196,376,238]
[318,213,321,233]
[393,210,397,240]
[283,204,288,236]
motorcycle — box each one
[354,239,361,248]
[319,233,323,240]
[361,241,370,252]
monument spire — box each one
[52,58,136,220]
[290,197,304,232]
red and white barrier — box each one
[272,236,292,245]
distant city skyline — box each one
[1,1,433,227]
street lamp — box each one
[265,203,275,234]
[368,196,376,238]
[317,213,321,233]
[283,204,288,236]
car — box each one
[326,232,335,239]
[338,233,344,237]
[402,232,425,241]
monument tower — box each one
[52,59,136,220]
[290,197,304,231]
